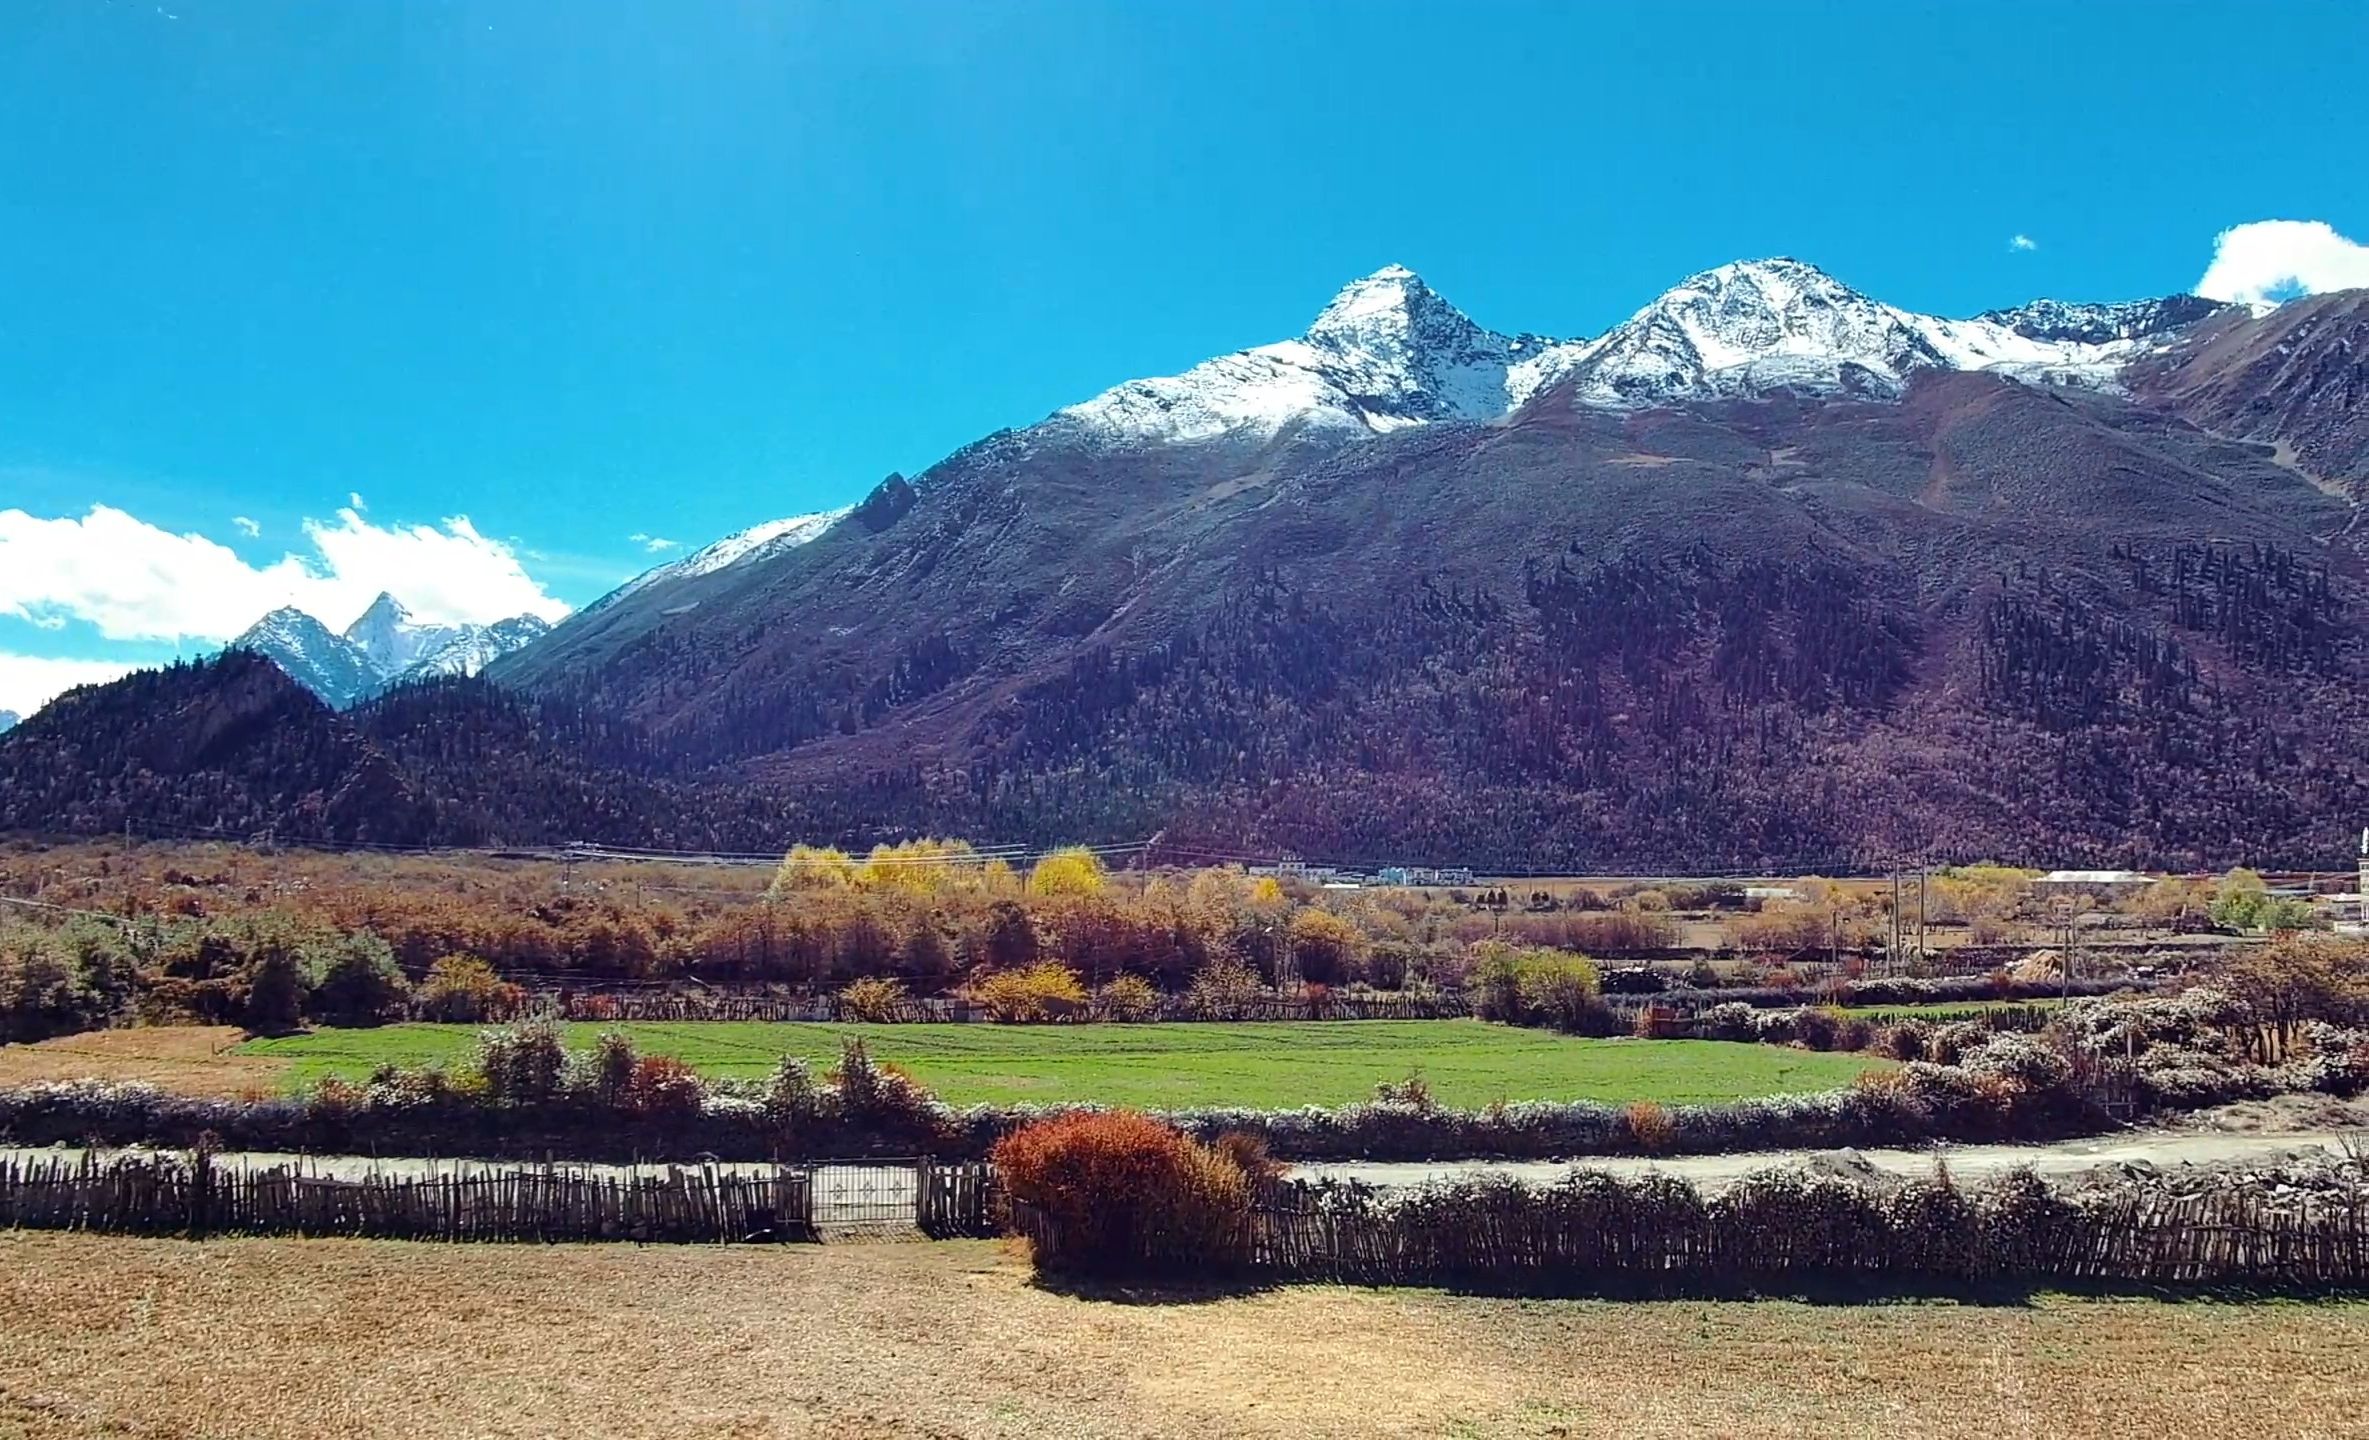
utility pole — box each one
[1916,865,1928,967]
[1890,869,1903,976]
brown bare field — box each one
[0,1026,283,1097]
[2,1232,2363,1439]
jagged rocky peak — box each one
[1978,294,2232,345]
[1055,263,1589,443]
[344,591,452,676]
[1556,256,2214,407]
[223,592,555,708]
[231,606,381,709]
[1301,265,1587,424]
[1563,257,1946,405]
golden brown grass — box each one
[0,1026,283,1098]
[2,1232,2363,1439]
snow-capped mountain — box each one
[1975,294,2229,346]
[344,593,459,677]
[399,614,554,681]
[1036,258,2236,445]
[226,592,554,707]
[1056,265,1590,444]
[584,506,851,617]
[1556,259,2229,407]
[229,607,386,709]
[0,710,19,735]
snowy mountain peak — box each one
[232,608,381,708]
[343,592,452,676]
[1556,256,2219,407]
[1975,294,2230,345]
[226,595,552,708]
[587,505,853,617]
[1022,255,2244,447]
[1305,265,1451,345]
[1056,266,1590,444]
[401,614,555,681]
[0,710,21,734]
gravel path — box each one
[6,1119,2361,1197]
[1294,1127,2361,1194]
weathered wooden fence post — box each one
[188,1142,217,1239]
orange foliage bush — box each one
[623,1055,705,1118]
[992,1111,1252,1275]
[1623,1099,1675,1153]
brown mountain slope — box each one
[472,368,2369,868]
[2131,289,2369,491]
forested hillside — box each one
[10,289,2369,871]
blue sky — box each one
[2,0,2365,715]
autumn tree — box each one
[2220,934,2369,1060]
[772,844,856,894]
[1028,846,1106,899]
[1287,908,1365,986]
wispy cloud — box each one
[0,503,572,646]
[232,515,260,537]
[2197,219,2369,305]
[629,533,683,554]
[0,654,139,720]
[348,492,367,512]
[2007,234,2038,253]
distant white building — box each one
[1374,866,1476,888]
[2034,869,2154,890]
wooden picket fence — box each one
[0,1153,996,1244]
[1008,1175,2369,1293]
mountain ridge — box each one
[14,254,2369,868]
[226,591,553,709]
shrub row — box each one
[2,1035,2333,1166]
[1014,1157,2369,1292]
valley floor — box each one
[2,1231,2362,1439]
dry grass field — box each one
[1,1232,2363,1439]
[0,1026,282,1098]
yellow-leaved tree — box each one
[772,844,856,894]
[1028,846,1106,898]
[855,838,980,895]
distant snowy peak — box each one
[1557,258,2220,406]
[228,596,551,707]
[397,614,554,682]
[1050,258,2238,442]
[0,710,20,735]
[343,592,456,677]
[1055,265,1590,444]
[1975,294,2231,346]
[673,508,850,580]
[596,506,852,611]
[232,607,381,709]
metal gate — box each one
[810,1159,922,1229]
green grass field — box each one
[241,1019,1885,1109]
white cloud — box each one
[2008,234,2038,253]
[629,533,682,553]
[349,492,367,512]
[2196,219,2369,305]
[0,654,138,720]
[0,503,572,646]
[232,515,261,537]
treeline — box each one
[3,840,1695,1042]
